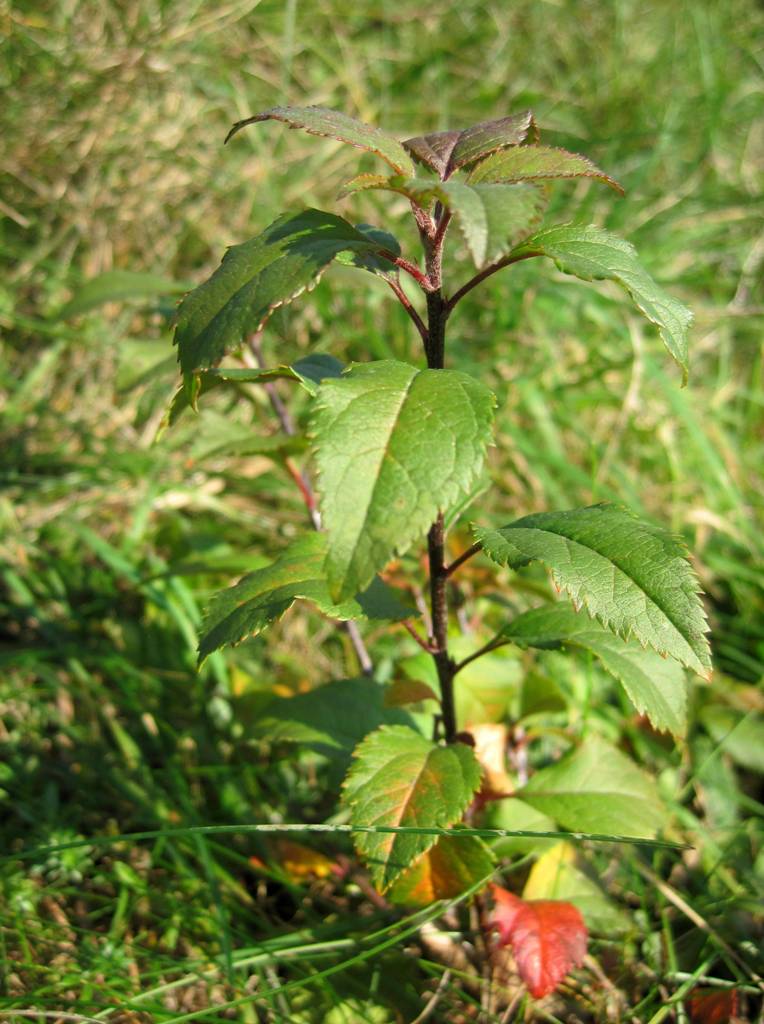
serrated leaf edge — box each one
[504,603,688,735]
[473,505,711,678]
[467,144,624,194]
[342,725,483,890]
[513,224,693,384]
[225,106,413,175]
[448,112,539,173]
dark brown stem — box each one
[446,251,539,312]
[248,333,373,677]
[421,219,459,740]
[425,290,448,368]
[445,542,481,578]
[386,278,428,343]
[428,513,457,742]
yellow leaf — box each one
[468,723,514,796]
[390,835,494,906]
[270,839,336,880]
[523,842,576,900]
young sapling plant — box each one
[169,104,711,1000]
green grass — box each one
[1,0,763,1019]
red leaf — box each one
[687,988,740,1024]
[489,885,588,998]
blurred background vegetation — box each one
[1,0,762,1019]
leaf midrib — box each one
[334,372,418,584]
[363,750,447,829]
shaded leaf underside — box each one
[164,353,344,428]
[253,678,414,763]
[198,532,412,663]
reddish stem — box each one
[401,619,437,654]
[285,458,316,513]
[445,542,481,578]
[446,251,539,311]
[386,278,428,343]
[379,249,432,290]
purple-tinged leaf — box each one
[448,112,539,172]
[403,112,538,179]
[401,130,462,178]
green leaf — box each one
[512,224,692,382]
[340,176,545,268]
[699,706,764,773]
[342,725,482,890]
[174,210,391,375]
[487,797,558,856]
[467,145,623,194]
[389,833,495,905]
[253,678,414,763]
[402,112,538,178]
[194,432,306,462]
[225,105,415,175]
[335,222,402,280]
[519,735,667,838]
[441,182,546,267]
[312,360,495,601]
[163,353,344,429]
[326,1000,393,1024]
[502,601,688,735]
[474,503,711,677]
[198,533,413,664]
[56,270,189,319]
